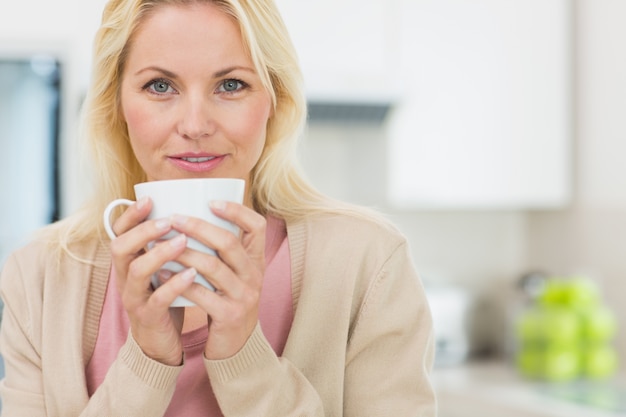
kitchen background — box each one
[1,0,625,415]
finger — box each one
[210,201,266,242]
[181,275,223,306]
[172,204,266,273]
[175,247,246,296]
[123,233,188,304]
[150,267,197,309]
[181,274,259,360]
[110,218,176,295]
[211,201,266,266]
[111,217,173,257]
[109,196,151,238]
[172,218,255,283]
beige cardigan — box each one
[0,213,436,416]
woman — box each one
[0,0,436,415]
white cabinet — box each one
[275,0,572,210]
[274,0,399,103]
[387,0,572,209]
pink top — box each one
[86,216,293,416]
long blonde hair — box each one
[52,0,377,254]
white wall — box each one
[300,124,530,291]
[0,0,106,84]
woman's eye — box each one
[145,79,173,94]
[219,79,245,93]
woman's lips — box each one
[181,156,215,163]
[168,154,225,172]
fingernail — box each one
[181,268,196,282]
[157,269,174,281]
[210,200,226,211]
[155,218,171,230]
[169,233,186,248]
[137,196,149,210]
[171,214,188,226]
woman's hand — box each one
[171,201,266,360]
[108,197,196,366]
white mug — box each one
[103,178,245,307]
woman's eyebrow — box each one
[134,66,177,78]
[134,65,255,78]
[213,66,256,78]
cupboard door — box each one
[275,0,398,102]
[388,0,571,209]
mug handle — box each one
[103,198,135,240]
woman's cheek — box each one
[124,102,165,145]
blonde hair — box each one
[51,0,379,253]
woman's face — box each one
[120,3,272,191]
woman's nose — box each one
[177,94,216,140]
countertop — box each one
[432,360,626,417]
